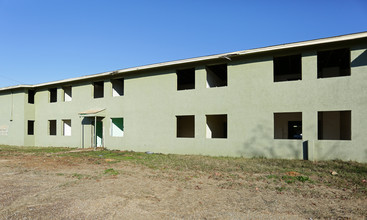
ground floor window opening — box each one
[206,114,227,139]
[318,111,351,140]
[274,112,302,139]
[176,115,195,138]
[111,118,124,137]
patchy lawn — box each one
[0,145,366,219]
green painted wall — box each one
[1,42,367,162]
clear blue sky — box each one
[0,0,366,88]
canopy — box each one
[78,108,106,117]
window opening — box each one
[318,111,351,140]
[49,120,56,136]
[111,118,124,137]
[63,86,72,102]
[93,81,104,98]
[274,112,302,139]
[206,64,227,88]
[206,114,227,138]
[318,48,350,78]
[63,120,71,136]
[28,90,35,104]
[176,115,195,138]
[274,54,302,82]
[177,68,195,90]
[112,78,124,97]
[49,88,57,103]
[27,120,34,135]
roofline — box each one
[1,31,366,92]
[0,84,33,92]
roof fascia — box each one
[0,31,366,92]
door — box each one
[96,120,103,147]
[288,121,302,139]
[82,117,104,148]
[82,117,93,148]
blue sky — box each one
[0,0,366,88]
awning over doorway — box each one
[79,108,106,149]
[78,108,106,117]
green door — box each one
[96,120,103,147]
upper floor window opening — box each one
[177,68,195,90]
[206,64,227,88]
[63,86,72,102]
[318,48,350,78]
[28,90,35,104]
[112,78,124,97]
[49,88,57,103]
[93,81,104,98]
[273,54,302,82]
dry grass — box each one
[0,145,366,219]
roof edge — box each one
[0,84,33,92]
[1,31,366,92]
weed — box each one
[296,176,310,182]
[281,175,311,184]
[282,176,296,184]
[266,174,279,179]
[72,173,85,180]
[104,168,119,176]
[275,186,286,192]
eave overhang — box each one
[1,31,366,92]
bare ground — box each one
[0,154,366,219]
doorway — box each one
[81,117,104,148]
[95,119,103,147]
[288,121,302,139]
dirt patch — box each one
[0,155,366,219]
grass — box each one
[1,145,366,196]
[0,145,72,154]
[104,168,119,176]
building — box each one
[1,32,367,162]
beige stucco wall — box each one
[0,90,26,146]
[1,41,367,162]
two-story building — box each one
[1,32,367,162]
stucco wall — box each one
[0,90,26,146]
[1,41,367,162]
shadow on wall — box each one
[351,49,367,67]
[313,133,365,162]
[237,123,302,159]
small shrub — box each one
[104,168,119,176]
[282,175,296,184]
[296,176,310,182]
[281,175,311,184]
